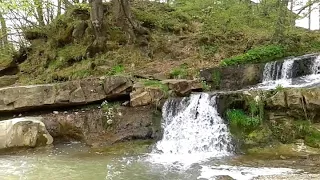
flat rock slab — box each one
[0,117,53,150]
[0,76,133,113]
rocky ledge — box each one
[0,76,133,112]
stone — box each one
[200,64,264,90]
[103,76,133,98]
[130,86,166,107]
[267,91,287,108]
[161,79,202,96]
[0,76,133,113]
[0,117,53,150]
[0,75,18,88]
[42,106,162,145]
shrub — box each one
[220,45,286,66]
[226,109,260,131]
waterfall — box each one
[262,59,295,82]
[257,55,320,89]
[312,56,320,74]
[149,93,233,167]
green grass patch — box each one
[142,79,169,94]
[170,64,188,79]
[220,45,286,66]
[227,109,260,131]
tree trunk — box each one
[64,0,72,9]
[34,0,45,26]
[113,0,149,42]
[88,0,106,55]
[0,10,8,46]
[57,0,62,17]
[273,0,289,42]
[308,0,312,30]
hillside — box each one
[2,1,320,85]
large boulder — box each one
[0,76,133,112]
[0,117,53,150]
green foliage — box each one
[220,45,286,66]
[170,64,188,79]
[227,109,260,131]
[133,1,191,33]
[294,121,320,148]
[275,84,284,91]
[108,65,125,75]
[0,45,15,67]
[201,81,211,91]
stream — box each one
[1,142,320,180]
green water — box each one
[1,142,320,180]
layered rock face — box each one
[0,76,133,112]
[0,117,53,150]
[41,105,162,146]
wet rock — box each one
[0,76,133,113]
[0,117,53,150]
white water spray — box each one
[257,55,320,89]
[149,93,233,167]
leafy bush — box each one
[226,109,260,131]
[220,45,286,66]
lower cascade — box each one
[149,93,234,166]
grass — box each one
[226,109,260,131]
[220,45,286,66]
[142,79,169,94]
[169,64,188,79]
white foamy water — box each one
[198,165,295,180]
[256,56,320,89]
[148,93,233,167]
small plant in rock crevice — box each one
[201,80,211,91]
[101,100,120,129]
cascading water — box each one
[260,59,295,87]
[147,93,295,179]
[149,93,234,167]
[257,55,320,89]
